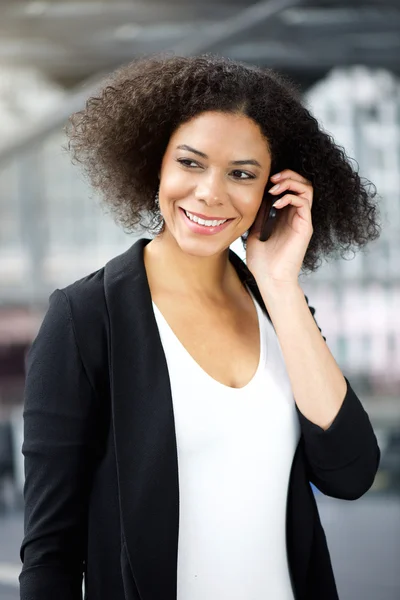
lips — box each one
[182,208,232,221]
[179,207,233,235]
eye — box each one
[177,158,200,168]
[231,169,255,180]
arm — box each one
[20,289,98,599]
[259,282,380,500]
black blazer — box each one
[20,237,380,600]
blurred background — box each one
[0,1,399,599]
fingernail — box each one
[272,199,283,207]
[269,184,280,193]
[272,172,281,179]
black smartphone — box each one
[258,186,286,242]
[259,204,278,242]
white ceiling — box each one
[1,0,399,84]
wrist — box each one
[257,279,304,310]
[257,277,301,297]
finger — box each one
[272,193,313,223]
[272,193,308,208]
[269,178,313,204]
[270,170,311,185]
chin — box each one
[180,238,226,257]
[172,231,231,258]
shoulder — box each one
[60,265,105,302]
[42,268,110,381]
[52,238,144,325]
[46,267,108,351]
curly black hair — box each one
[65,53,381,274]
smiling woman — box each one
[20,53,381,600]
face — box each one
[157,111,272,257]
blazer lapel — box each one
[104,237,277,600]
[104,237,180,600]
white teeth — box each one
[184,210,227,227]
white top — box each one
[152,286,300,600]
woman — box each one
[20,54,381,600]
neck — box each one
[143,230,239,302]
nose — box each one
[194,172,225,206]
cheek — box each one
[237,192,264,220]
[160,167,193,200]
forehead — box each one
[169,111,270,157]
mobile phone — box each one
[258,186,285,242]
[245,183,285,243]
[259,204,278,242]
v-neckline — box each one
[151,285,266,391]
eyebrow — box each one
[176,144,262,168]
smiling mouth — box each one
[181,208,234,226]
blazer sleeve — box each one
[296,296,381,501]
[20,289,99,599]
